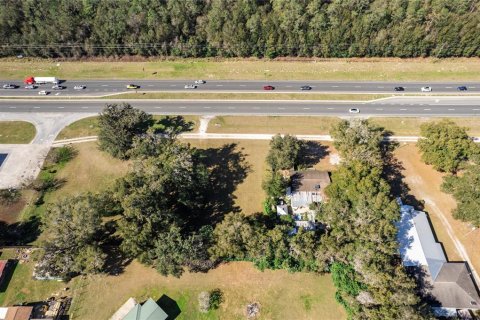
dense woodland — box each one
[1,0,479,58]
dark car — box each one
[263,85,275,90]
[3,84,18,89]
[457,86,468,91]
[301,85,312,91]
[394,86,405,91]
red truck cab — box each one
[24,76,35,84]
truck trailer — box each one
[24,76,59,85]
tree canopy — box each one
[98,103,152,159]
[417,120,477,173]
[266,134,302,172]
[1,1,479,58]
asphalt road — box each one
[1,80,480,97]
[1,97,479,116]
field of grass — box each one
[106,92,389,101]
[55,115,200,140]
[0,121,36,144]
[370,117,480,136]
[70,261,345,320]
[0,249,66,306]
[3,57,480,81]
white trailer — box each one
[34,77,59,84]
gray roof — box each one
[123,298,168,320]
[431,263,480,309]
[290,170,330,193]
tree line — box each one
[1,0,479,58]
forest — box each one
[0,0,479,58]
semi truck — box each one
[24,76,59,85]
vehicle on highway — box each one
[25,76,59,85]
[2,84,18,89]
[126,84,140,89]
[52,85,65,90]
[349,108,360,114]
[194,80,206,84]
[38,90,49,95]
[457,86,468,91]
[184,84,197,89]
[263,85,275,90]
[301,85,312,90]
[74,85,86,90]
[394,86,405,91]
[421,86,432,92]
[25,84,38,89]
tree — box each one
[442,165,480,227]
[98,103,152,159]
[266,134,302,171]
[38,194,106,278]
[417,120,477,173]
[330,119,384,166]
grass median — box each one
[3,57,480,81]
[0,121,36,144]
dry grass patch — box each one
[208,116,341,135]
[394,144,480,273]
[3,58,480,81]
[70,261,345,320]
[371,117,480,136]
[0,121,36,144]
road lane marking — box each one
[331,86,339,88]
[179,106,186,109]
[377,86,384,88]
[376,108,383,111]
[240,85,246,87]
[216,85,223,87]
[285,85,292,88]
[203,106,211,109]
[81,107,89,109]
[400,109,407,111]
[155,107,162,109]
[101,85,109,87]
[9,106,16,109]
[148,85,154,87]
[58,107,64,109]
[469,87,476,89]
[448,109,455,111]
[424,108,431,110]
[473,109,480,111]
[354,86,361,88]
[327,108,334,110]
[303,107,310,110]
[34,106,40,109]
[170,85,177,87]
[278,107,285,110]
[445,87,452,88]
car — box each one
[126,84,140,89]
[74,85,86,90]
[349,108,360,114]
[2,84,17,89]
[25,84,38,89]
[457,86,468,91]
[194,80,206,84]
[421,86,432,92]
[263,85,275,90]
[394,86,405,91]
[301,85,312,91]
[38,90,49,95]
[52,85,65,90]
[184,84,197,89]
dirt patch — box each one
[0,198,26,224]
[394,143,480,279]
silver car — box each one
[184,84,197,89]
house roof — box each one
[123,298,168,320]
[397,200,480,310]
[290,170,330,193]
[110,298,137,320]
[5,306,33,320]
[431,263,480,309]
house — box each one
[110,298,168,320]
[279,170,330,234]
[397,200,480,317]
[0,306,33,320]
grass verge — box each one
[56,115,200,140]
[103,92,389,101]
[0,121,36,144]
[2,57,480,81]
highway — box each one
[1,80,480,97]
[1,96,480,116]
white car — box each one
[25,84,37,89]
[38,90,49,95]
[194,80,206,84]
[74,85,86,90]
[184,84,197,89]
[421,86,432,92]
[349,108,360,114]
[52,85,65,90]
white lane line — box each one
[473,109,480,111]
[377,86,384,88]
[170,85,177,87]
[445,86,452,88]
[58,107,64,109]
[148,85,154,87]
[303,107,310,110]
[400,108,407,111]
[155,107,162,109]
[240,85,246,87]
[448,109,455,111]
[216,85,223,87]
[9,106,16,109]
[354,86,361,88]
[376,108,383,111]
[204,106,211,109]
[285,85,292,88]
[331,85,339,88]
[81,107,89,109]
[469,86,476,89]
[34,106,40,109]
[101,84,109,87]
[327,108,334,110]
[179,106,186,109]
[424,108,431,111]
[278,107,286,110]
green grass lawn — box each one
[56,115,200,140]
[0,121,36,144]
[2,57,480,81]
[105,92,389,101]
